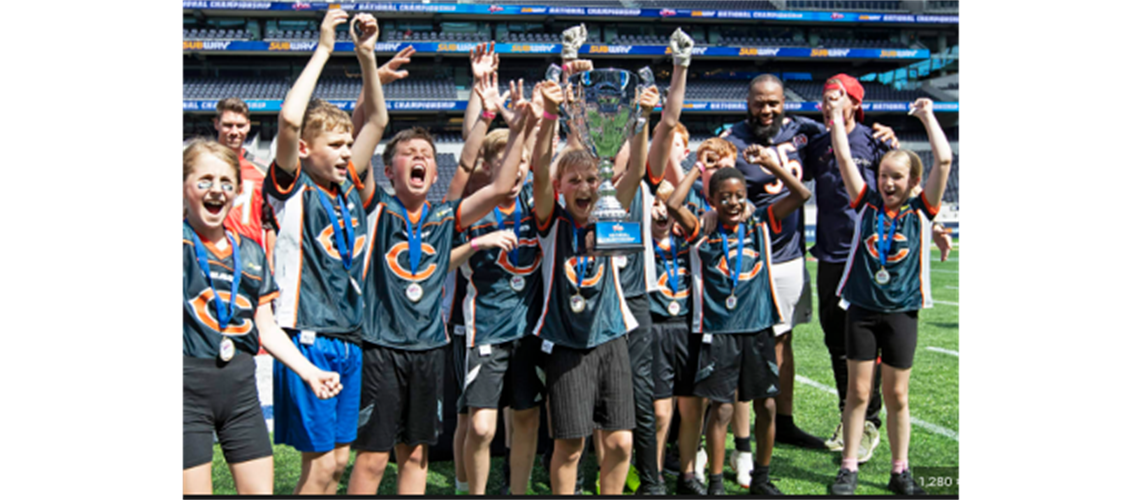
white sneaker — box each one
[857,421,881,464]
[824,422,844,452]
[695,447,708,483]
[729,450,753,488]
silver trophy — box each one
[553,65,656,255]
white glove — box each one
[561,24,588,60]
[669,28,694,68]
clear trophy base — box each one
[591,220,643,256]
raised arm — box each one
[914,98,952,207]
[825,91,865,201]
[458,81,529,229]
[446,72,502,202]
[463,42,499,140]
[347,14,394,204]
[276,9,346,174]
[743,144,811,220]
[648,29,693,185]
[351,45,414,141]
[665,160,701,239]
[531,80,563,228]
[615,85,659,210]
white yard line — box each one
[945,286,958,290]
[931,269,958,274]
[926,346,959,357]
[934,300,959,306]
[795,375,959,441]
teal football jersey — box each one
[264,162,374,342]
[362,189,464,350]
[460,183,544,347]
[615,181,659,299]
[688,209,783,335]
[534,204,638,349]
[838,187,936,313]
[648,233,693,318]
[183,225,278,359]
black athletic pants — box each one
[626,294,661,487]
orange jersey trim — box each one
[269,160,300,195]
[767,205,782,235]
[259,291,280,305]
[850,184,868,209]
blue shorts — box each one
[273,332,362,453]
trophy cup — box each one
[550,65,656,255]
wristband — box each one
[542,110,558,121]
[481,110,497,120]
[471,238,480,250]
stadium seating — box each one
[785,81,933,102]
[897,128,959,143]
[385,30,489,43]
[815,37,911,49]
[916,150,959,204]
[184,76,457,101]
[786,0,904,11]
[184,28,252,41]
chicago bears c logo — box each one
[716,247,763,281]
[655,267,690,299]
[496,237,542,275]
[564,256,605,288]
[188,289,253,335]
[863,232,909,262]
[386,241,438,282]
[317,218,367,261]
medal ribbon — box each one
[186,220,242,330]
[876,206,902,271]
[571,221,587,290]
[316,185,355,271]
[492,196,522,267]
[719,222,744,295]
[654,236,679,295]
[395,197,427,278]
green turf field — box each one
[208,244,959,495]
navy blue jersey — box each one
[264,162,374,342]
[534,203,638,349]
[687,208,783,335]
[460,183,544,347]
[803,122,895,263]
[362,190,464,350]
[648,233,693,319]
[183,226,278,358]
[726,116,826,263]
[838,187,937,313]
[615,181,659,299]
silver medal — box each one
[510,275,525,292]
[570,294,586,313]
[614,255,628,269]
[219,337,235,362]
[668,300,681,316]
[725,294,738,311]
[875,268,890,285]
[406,283,424,302]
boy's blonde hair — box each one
[695,137,737,164]
[554,148,598,180]
[301,99,354,142]
[183,138,241,185]
[382,127,437,168]
[481,128,511,167]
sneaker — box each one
[857,421,881,464]
[829,468,858,496]
[707,473,726,495]
[824,423,844,452]
[775,423,828,450]
[729,450,753,488]
[634,482,668,495]
[663,446,681,477]
[695,447,708,483]
[748,475,784,496]
[888,469,927,496]
[500,458,512,495]
[677,475,708,495]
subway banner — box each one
[183,40,929,60]
[184,99,956,113]
[181,2,957,24]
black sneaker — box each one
[500,456,512,495]
[830,469,858,495]
[775,423,828,450]
[749,473,784,496]
[634,482,668,495]
[677,475,708,495]
[888,469,927,495]
[663,446,682,477]
[707,474,726,495]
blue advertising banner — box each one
[183,40,929,59]
[181,2,958,24]
[184,99,956,113]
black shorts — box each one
[846,306,919,369]
[652,315,689,400]
[354,344,446,451]
[692,330,780,404]
[673,328,703,398]
[458,335,547,412]
[450,325,469,416]
[183,353,272,469]
[546,336,635,440]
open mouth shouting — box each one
[409,161,428,190]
